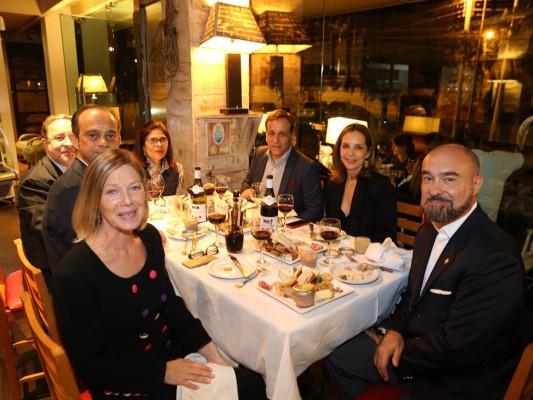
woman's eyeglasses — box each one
[146,137,168,145]
[188,243,219,259]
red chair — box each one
[356,383,409,399]
[0,268,46,400]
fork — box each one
[235,267,267,288]
[344,253,394,273]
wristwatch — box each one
[375,326,387,336]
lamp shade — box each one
[255,11,312,54]
[325,117,368,145]
[200,2,266,54]
[403,116,440,134]
[78,74,108,93]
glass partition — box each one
[60,0,141,143]
[251,0,533,149]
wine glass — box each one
[319,218,341,266]
[146,175,166,219]
[214,175,230,200]
[277,194,294,233]
[207,199,227,247]
[251,216,273,267]
[251,182,265,207]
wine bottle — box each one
[260,175,278,231]
[225,190,244,253]
[190,167,207,222]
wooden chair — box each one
[0,268,46,400]
[20,292,91,400]
[14,238,61,343]
[396,201,424,248]
[504,343,533,400]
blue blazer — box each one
[42,158,86,272]
[241,146,324,222]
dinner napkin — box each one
[176,353,238,400]
[362,237,412,271]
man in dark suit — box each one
[325,144,525,400]
[17,114,76,286]
[241,109,324,222]
[42,105,120,272]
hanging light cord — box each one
[148,1,179,100]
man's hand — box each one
[374,330,404,382]
[164,358,214,389]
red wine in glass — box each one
[320,230,340,242]
[215,186,228,196]
[252,229,272,241]
[278,204,293,214]
[208,212,226,225]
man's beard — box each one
[423,195,473,224]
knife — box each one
[228,254,250,278]
[344,253,394,273]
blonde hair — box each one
[72,149,148,242]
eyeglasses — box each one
[47,134,76,143]
[146,137,168,146]
[188,243,219,259]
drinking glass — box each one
[207,198,226,247]
[251,182,265,207]
[146,175,166,219]
[251,217,273,267]
[214,175,230,200]
[277,194,294,233]
[319,217,341,266]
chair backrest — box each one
[522,229,533,273]
[396,201,424,248]
[21,292,82,400]
[504,343,533,400]
[0,269,45,400]
[13,238,61,343]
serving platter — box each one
[251,241,325,265]
[256,280,354,314]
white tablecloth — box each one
[157,219,408,400]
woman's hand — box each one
[164,358,214,390]
[198,341,234,367]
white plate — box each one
[166,226,209,241]
[207,257,257,279]
[256,280,354,314]
[315,230,347,242]
[331,262,380,285]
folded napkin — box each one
[360,237,412,272]
[177,353,238,400]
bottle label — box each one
[263,195,276,206]
[191,203,206,222]
[261,216,278,232]
[191,184,205,195]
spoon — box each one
[235,267,267,288]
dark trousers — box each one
[235,366,267,400]
[324,333,400,400]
